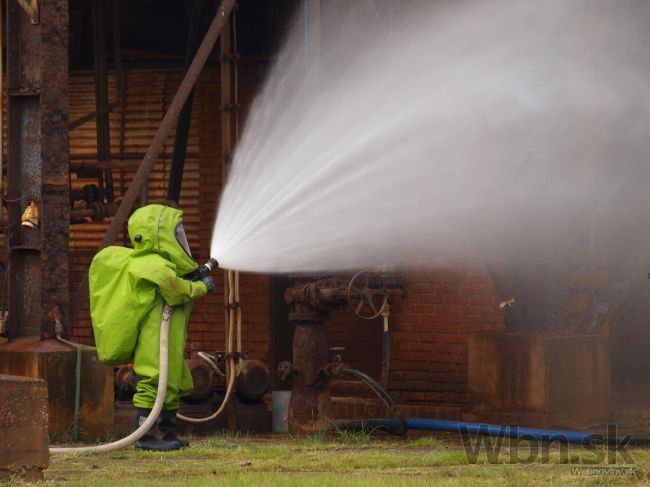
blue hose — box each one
[362,418,593,444]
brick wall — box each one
[326,263,504,407]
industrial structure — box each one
[0,0,646,479]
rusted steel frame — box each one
[167,0,206,203]
[69,152,199,161]
[70,0,237,326]
[70,159,143,171]
[68,101,120,130]
[113,0,125,109]
[0,4,3,227]
[113,0,127,198]
[92,0,113,203]
[6,0,69,338]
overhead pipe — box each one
[70,0,237,327]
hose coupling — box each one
[198,258,219,276]
[186,258,219,281]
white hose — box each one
[176,269,237,424]
[198,351,225,378]
[49,305,172,455]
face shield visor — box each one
[174,222,192,257]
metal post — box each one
[167,0,206,203]
[92,0,113,203]
[6,0,70,339]
[0,4,3,228]
[220,7,234,355]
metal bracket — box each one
[17,0,39,24]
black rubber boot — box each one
[158,409,189,448]
[134,408,182,451]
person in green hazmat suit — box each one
[89,204,215,451]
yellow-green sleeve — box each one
[138,259,208,305]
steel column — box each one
[6,0,70,339]
[91,0,113,203]
[167,0,206,203]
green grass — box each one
[409,436,445,448]
[332,423,379,444]
[21,433,650,486]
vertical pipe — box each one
[113,0,127,205]
[380,303,390,389]
[6,0,70,339]
[220,11,233,346]
[92,0,113,202]
[0,3,3,228]
[167,0,206,203]
[289,322,331,433]
[71,346,82,442]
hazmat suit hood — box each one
[127,204,198,277]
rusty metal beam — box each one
[167,0,206,203]
[68,101,120,131]
[91,0,113,203]
[6,0,69,339]
[70,0,237,326]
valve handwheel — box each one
[346,270,388,320]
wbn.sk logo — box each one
[459,424,634,465]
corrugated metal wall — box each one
[69,69,200,250]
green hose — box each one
[72,346,82,442]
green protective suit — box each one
[89,204,208,410]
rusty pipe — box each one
[0,5,3,227]
[284,278,348,310]
[71,0,237,326]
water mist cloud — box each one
[212,0,650,284]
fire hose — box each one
[50,305,173,454]
[177,269,240,423]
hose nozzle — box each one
[186,258,219,281]
[198,258,219,277]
